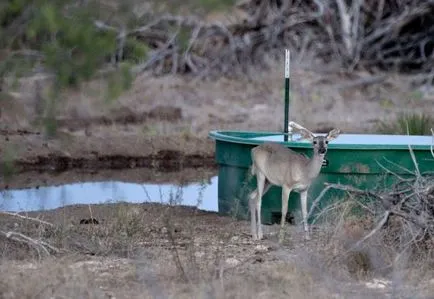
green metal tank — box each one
[208,130,434,225]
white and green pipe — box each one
[283,49,291,142]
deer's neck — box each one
[307,152,325,179]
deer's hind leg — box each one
[249,172,271,240]
[249,179,272,240]
[278,185,292,243]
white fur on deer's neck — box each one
[307,151,325,180]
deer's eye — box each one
[313,141,317,145]
[325,140,329,144]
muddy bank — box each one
[2,65,433,175]
[0,167,217,190]
[0,130,216,174]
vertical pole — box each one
[283,49,291,142]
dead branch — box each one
[5,0,434,79]
[336,75,387,90]
[322,174,434,238]
[431,128,434,159]
[0,230,62,258]
[350,211,391,250]
[0,211,54,227]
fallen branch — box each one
[350,210,391,250]
[0,211,54,227]
[431,128,434,159]
[0,230,62,258]
[336,75,388,90]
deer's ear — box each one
[300,130,314,141]
[288,121,315,141]
[326,128,341,141]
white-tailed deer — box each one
[249,121,341,243]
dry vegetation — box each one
[1,1,433,172]
[1,191,434,298]
[1,0,434,298]
[90,0,434,80]
[1,143,434,298]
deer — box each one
[248,121,341,243]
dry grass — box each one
[1,0,433,297]
[1,193,434,298]
[5,57,433,140]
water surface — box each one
[0,177,219,213]
[249,133,433,146]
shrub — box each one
[376,112,434,135]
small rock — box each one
[254,244,268,253]
[254,256,264,263]
[365,278,390,289]
[230,236,240,242]
[148,105,182,121]
[105,291,116,299]
[252,104,268,111]
[225,258,240,267]
[79,218,99,225]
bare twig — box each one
[430,128,434,159]
[407,145,421,177]
[349,211,390,250]
[85,1,434,77]
[0,230,62,256]
[336,75,387,90]
[0,211,54,227]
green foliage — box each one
[27,2,117,89]
[178,27,191,52]
[192,0,236,12]
[124,37,149,63]
[0,0,140,136]
[0,145,16,181]
[157,0,236,14]
[377,112,434,135]
[105,63,134,103]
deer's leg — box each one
[300,189,310,240]
[249,180,271,203]
[262,181,272,196]
[249,190,258,240]
[256,180,272,240]
[279,185,292,243]
[255,172,266,240]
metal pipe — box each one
[284,49,291,142]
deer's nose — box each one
[319,148,327,154]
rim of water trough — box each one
[208,130,434,151]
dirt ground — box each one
[2,202,433,299]
[1,51,434,298]
[1,63,433,173]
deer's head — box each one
[289,122,340,156]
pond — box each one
[0,171,219,213]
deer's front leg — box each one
[300,189,310,240]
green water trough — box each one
[208,130,434,225]
[208,49,433,225]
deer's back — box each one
[251,142,310,186]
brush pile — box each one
[2,0,433,80]
[309,136,434,252]
[103,0,434,79]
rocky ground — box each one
[2,202,433,299]
[1,55,434,298]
